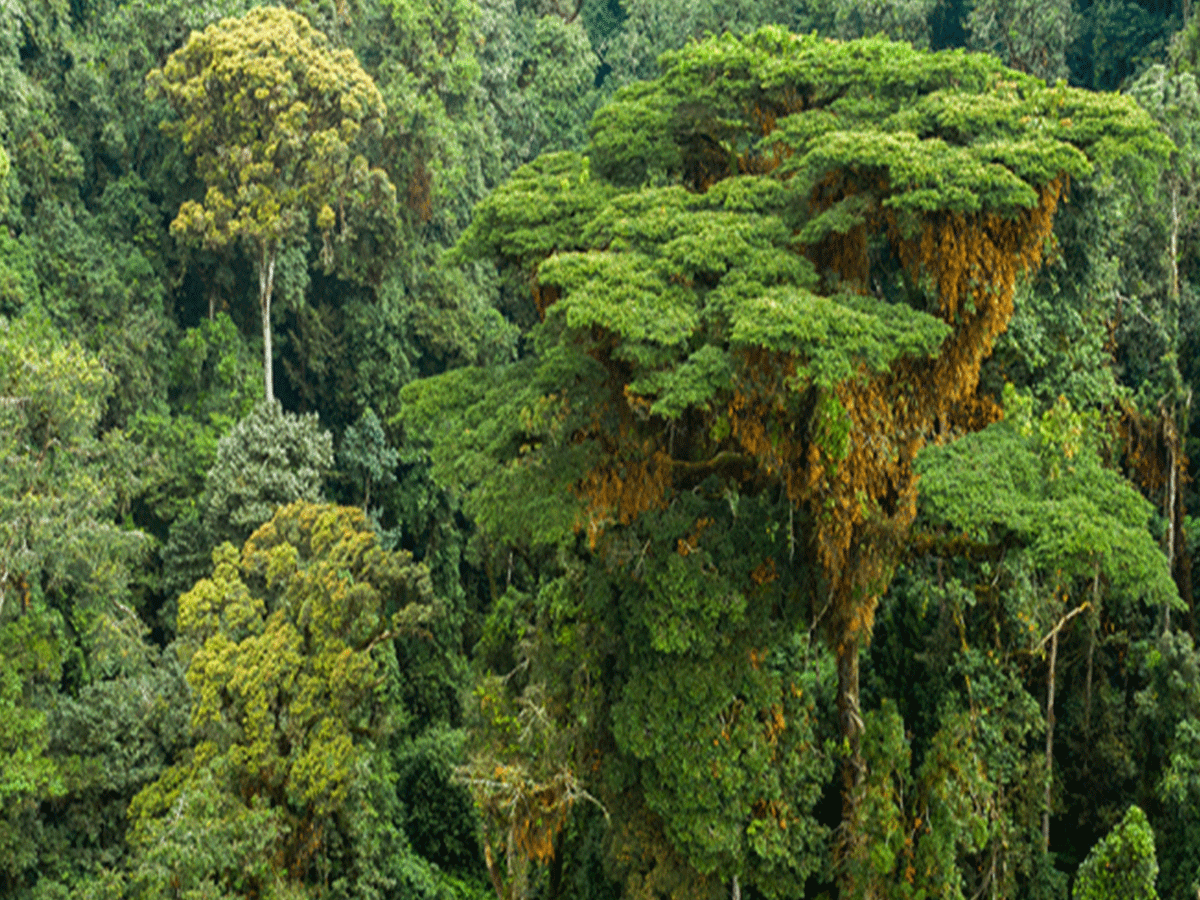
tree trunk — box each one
[1034,601,1087,855]
[837,640,866,860]
[1085,569,1099,738]
[483,843,506,900]
[507,826,528,900]
[1042,627,1058,855]
[259,244,277,404]
[1181,391,1194,635]
[1170,178,1180,309]
[835,639,873,897]
[1166,403,1177,633]
[838,641,864,796]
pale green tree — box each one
[127,502,437,900]
[201,400,334,547]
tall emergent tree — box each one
[405,27,1167,895]
[147,6,397,402]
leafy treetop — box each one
[147,5,392,263]
[427,27,1168,640]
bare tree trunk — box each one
[259,245,277,404]
[731,874,741,900]
[1170,179,1180,307]
[507,827,528,900]
[1183,391,1195,634]
[1165,401,1178,633]
[483,843,506,900]
[1035,602,1088,857]
[1042,626,1057,855]
[1085,571,1098,737]
[1164,179,1187,633]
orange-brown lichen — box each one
[790,177,1066,650]
[575,446,674,548]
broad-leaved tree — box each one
[147,6,397,402]
[405,27,1167,895]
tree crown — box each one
[147,5,395,263]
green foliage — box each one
[594,0,933,91]
[0,609,65,887]
[339,406,400,511]
[916,387,1177,613]
[0,312,161,895]
[983,178,1125,409]
[394,725,484,876]
[127,501,437,899]
[411,27,1171,899]
[424,28,1166,561]
[133,314,263,529]
[1072,0,1179,91]
[399,355,599,548]
[0,314,145,625]
[2,2,1199,896]
[1126,632,1200,898]
[817,0,937,48]
[201,400,334,547]
[846,655,1046,900]
[373,0,492,231]
[476,0,603,168]
[168,314,264,429]
[611,632,833,894]
[0,227,38,320]
[587,28,1163,190]
[1074,806,1159,900]
[900,385,1191,894]
[453,151,614,271]
[24,196,173,429]
[32,652,191,894]
[1117,44,1200,444]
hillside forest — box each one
[5,0,1200,898]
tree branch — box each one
[1033,601,1089,654]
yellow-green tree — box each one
[147,7,396,402]
[127,502,434,899]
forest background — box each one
[2,0,1200,897]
